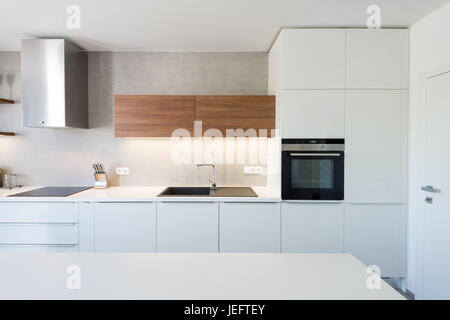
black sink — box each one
[158,187,258,197]
[158,187,211,196]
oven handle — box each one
[290,153,341,157]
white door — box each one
[422,72,450,299]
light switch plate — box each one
[244,166,263,175]
[116,167,130,176]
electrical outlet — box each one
[244,166,263,175]
[116,167,130,176]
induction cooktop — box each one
[8,187,92,197]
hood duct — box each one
[21,39,88,128]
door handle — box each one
[421,185,441,193]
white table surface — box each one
[0,253,404,300]
[0,186,281,202]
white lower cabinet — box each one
[94,202,157,252]
[281,203,344,253]
[157,202,219,252]
[219,202,280,253]
[344,204,406,278]
[0,202,79,252]
[0,202,78,223]
[0,245,79,253]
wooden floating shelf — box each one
[0,98,15,104]
[0,99,15,135]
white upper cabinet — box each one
[268,33,284,94]
[283,29,346,89]
[345,90,408,203]
[346,29,409,89]
[269,28,409,91]
[279,90,345,138]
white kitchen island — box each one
[0,253,403,300]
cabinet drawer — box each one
[0,203,78,223]
[0,245,79,253]
[0,224,78,245]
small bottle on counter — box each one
[2,173,16,189]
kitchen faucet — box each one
[196,164,216,190]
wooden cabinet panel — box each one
[195,95,276,137]
[114,95,195,137]
[114,95,275,137]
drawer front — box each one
[0,224,78,245]
[0,245,79,253]
[0,203,78,223]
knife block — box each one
[94,173,108,189]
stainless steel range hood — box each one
[21,39,88,128]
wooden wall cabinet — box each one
[114,95,195,137]
[114,95,275,138]
[195,95,275,137]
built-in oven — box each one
[282,139,344,200]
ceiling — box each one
[0,0,448,51]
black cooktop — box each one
[8,187,92,197]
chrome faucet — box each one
[196,164,217,190]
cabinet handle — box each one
[290,153,341,157]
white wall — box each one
[408,2,450,294]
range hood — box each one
[21,39,88,128]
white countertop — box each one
[0,253,403,300]
[0,186,281,202]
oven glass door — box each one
[282,152,344,200]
